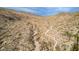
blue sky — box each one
[6,7,79,16]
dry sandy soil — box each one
[0,9,79,51]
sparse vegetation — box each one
[64,27,79,51]
[0,8,79,51]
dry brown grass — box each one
[0,9,79,51]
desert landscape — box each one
[0,8,79,51]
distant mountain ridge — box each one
[6,7,79,16]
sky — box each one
[6,7,79,16]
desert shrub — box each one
[64,30,79,51]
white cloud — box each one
[56,8,72,12]
[7,7,38,14]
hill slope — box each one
[0,9,79,51]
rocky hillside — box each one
[0,9,79,51]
